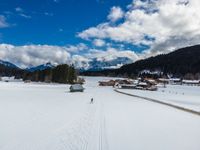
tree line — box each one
[0,64,24,79]
[81,45,200,80]
[23,64,77,84]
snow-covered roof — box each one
[133,80,139,84]
[1,76,15,81]
[158,78,169,81]
[182,80,200,84]
[146,79,156,82]
[70,84,84,90]
[169,78,181,81]
[159,78,181,82]
[138,82,148,86]
[140,69,163,75]
[121,84,136,87]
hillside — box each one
[0,60,24,78]
[81,45,200,78]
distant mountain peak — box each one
[86,57,133,71]
[27,62,55,72]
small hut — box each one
[70,84,84,92]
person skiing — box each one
[90,98,94,104]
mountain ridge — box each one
[81,45,200,78]
[26,62,55,72]
[1,45,200,78]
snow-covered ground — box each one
[0,77,200,150]
[118,84,200,112]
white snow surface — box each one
[119,84,200,112]
[0,77,200,150]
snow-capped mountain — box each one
[86,57,133,71]
[0,60,19,69]
[0,56,133,72]
[27,62,55,72]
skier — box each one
[90,98,94,104]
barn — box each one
[69,84,85,92]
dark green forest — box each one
[23,64,77,84]
[81,45,200,79]
[0,64,77,84]
[0,64,24,79]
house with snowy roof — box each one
[70,84,85,92]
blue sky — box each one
[0,0,199,68]
[0,0,131,45]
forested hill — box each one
[0,63,24,78]
[81,45,200,78]
[0,63,77,84]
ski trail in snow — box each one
[99,104,108,150]
[53,98,109,150]
[98,98,109,150]
[52,101,101,150]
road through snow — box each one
[0,77,200,150]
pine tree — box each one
[68,65,77,84]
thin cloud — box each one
[44,12,54,16]
[0,15,9,28]
[53,0,59,3]
[15,7,23,12]
[14,7,32,19]
[19,13,32,19]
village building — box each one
[70,84,85,92]
[118,84,137,89]
[99,79,134,87]
[182,80,200,86]
[157,78,169,84]
[145,79,157,85]
[99,80,116,86]
[1,76,15,82]
[169,78,182,85]
[158,78,182,85]
[118,79,158,91]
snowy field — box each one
[0,77,200,150]
[118,84,200,112]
